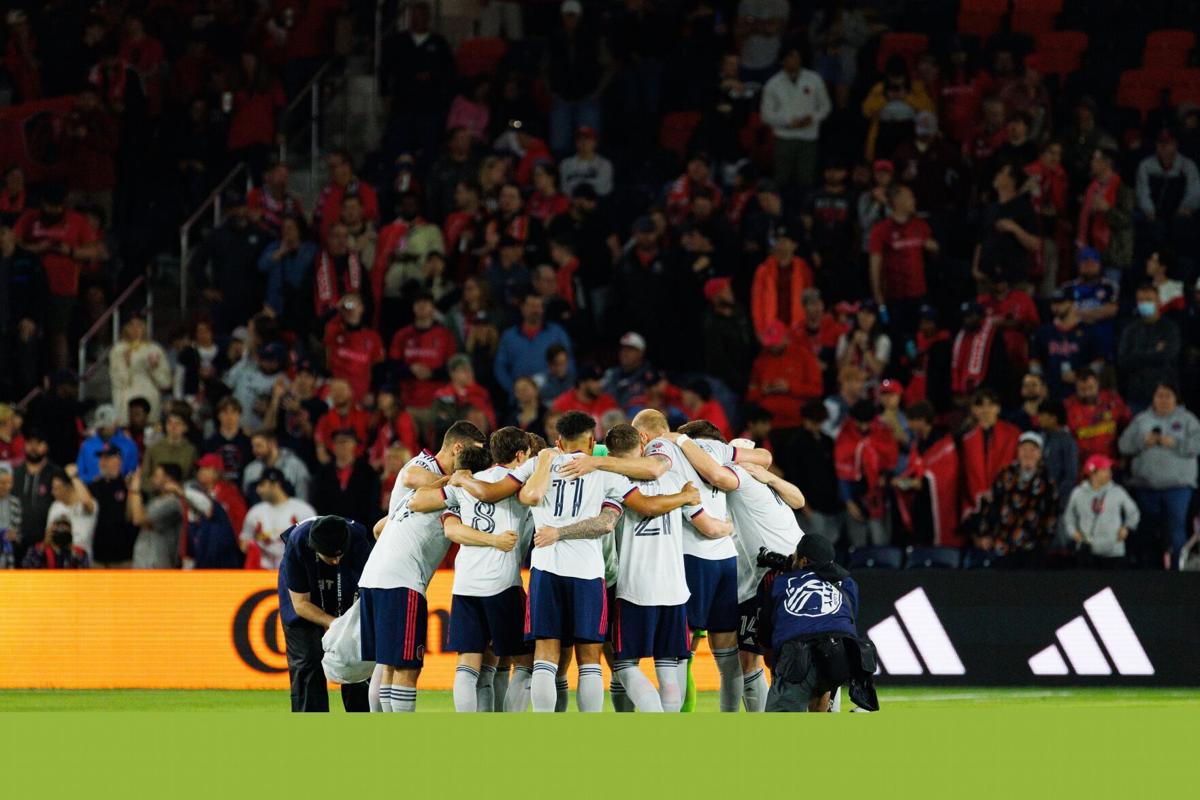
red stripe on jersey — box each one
[597,580,608,638]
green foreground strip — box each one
[1,686,1197,712]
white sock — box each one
[609,675,635,712]
[377,686,393,712]
[531,660,558,713]
[676,657,691,706]
[476,664,497,713]
[577,664,604,712]
[654,658,682,712]
[393,685,417,713]
[492,666,510,712]
[554,675,570,712]
[614,660,663,712]
[368,664,385,712]
[829,687,841,713]
[712,647,743,712]
[742,668,767,713]
[505,666,533,712]
[454,666,480,712]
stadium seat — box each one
[1035,30,1088,57]
[962,548,998,569]
[455,37,508,78]
[1143,29,1195,69]
[1031,49,1081,80]
[876,32,930,72]
[905,547,962,569]
[848,546,904,570]
[1011,0,1059,37]
[956,10,1004,40]
[659,111,702,162]
[1171,72,1200,106]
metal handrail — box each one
[277,60,338,197]
[76,274,152,400]
[178,162,249,313]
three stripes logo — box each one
[867,588,965,675]
[1028,588,1154,676]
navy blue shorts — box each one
[360,586,427,669]
[525,568,608,645]
[683,555,739,633]
[737,597,763,654]
[613,600,691,661]
[448,586,533,657]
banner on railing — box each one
[3,571,1197,690]
[0,97,75,182]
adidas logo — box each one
[867,588,965,675]
[1028,588,1154,676]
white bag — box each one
[321,597,375,684]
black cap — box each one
[308,516,350,558]
[577,363,604,383]
[98,444,122,458]
[257,467,286,486]
[797,533,849,581]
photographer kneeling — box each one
[756,534,878,712]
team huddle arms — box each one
[356,411,831,713]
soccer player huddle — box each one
[357,407,806,713]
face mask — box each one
[51,529,72,548]
[1137,301,1158,318]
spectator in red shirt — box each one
[868,183,938,342]
[551,363,619,431]
[680,379,732,440]
[13,186,102,370]
[435,354,497,431]
[227,52,285,179]
[314,150,380,239]
[369,388,420,470]
[665,152,723,226]
[529,162,571,225]
[0,403,24,465]
[1064,368,1131,467]
[388,292,457,427]
[323,293,384,400]
[978,270,1040,374]
[746,320,823,431]
[314,221,372,324]
[750,223,814,341]
[313,378,372,463]
[194,452,248,534]
[801,288,849,374]
[247,162,305,237]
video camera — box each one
[756,547,792,571]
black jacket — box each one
[312,459,382,527]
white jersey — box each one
[358,480,450,593]
[241,497,317,569]
[644,436,738,561]
[725,464,805,602]
[510,452,634,580]
[385,449,446,519]
[615,472,696,607]
[443,465,527,596]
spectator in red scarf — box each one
[750,223,813,341]
[247,162,305,237]
[959,388,1020,516]
[1077,147,1133,277]
[483,183,545,265]
[313,222,371,323]
[835,398,899,546]
[666,152,723,226]
[434,354,496,431]
[323,293,384,400]
[747,320,823,431]
[313,378,372,463]
[974,431,1058,567]
[950,301,1012,403]
[314,150,380,239]
[388,292,457,428]
[977,269,1039,375]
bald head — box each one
[631,409,669,438]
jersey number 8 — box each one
[470,501,497,533]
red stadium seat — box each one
[455,37,508,78]
[957,10,1004,40]
[1031,49,1080,79]
[1036,30,1089,57]
[1143,29,1195,69]
[1169,69,1200,105]
[876,32,929,72]
[960,0,1008,12]
[659,111,702,161]
[1118,67,1177,94]
[1011,0,1058,37]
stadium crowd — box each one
[3,0,1200,572]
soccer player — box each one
[605,424,732,712]
[358,422,487,712]
[407,427,536,712]
[557,409,771,712]
[668,421,806,712]
[458,410,700,712]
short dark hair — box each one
[906,400,936,423]
[604,423,642,457]
[1135,282,1159,296]
[799,399,826,423]
[456,444,493,474]
[332,427,358,442]
[127,397,151,414]
[545,343,568,363]
[684,379,712,402]
[443,420,487,449]
[677,419,726,442]
[159,463,184,483]
[1038,399,1067,424]
[971,388,1001,407]
[556,411,596,442]
[216,396,242,414]
[251,428,277,442]
[528,433,549,454]
[490,426,531,464]
[1152,248,1177,274]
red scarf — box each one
[314,249,363,316]
[895,435,961,546]
[950,317,998,395]
[1079,174,1120,252]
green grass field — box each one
[2,686,1197,712]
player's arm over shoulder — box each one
[408,483,450,513]
[679,438,739,491]
[688,507,734,538]
[623,481,702,517]
[400,460,443,490]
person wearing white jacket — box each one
[109,316,172,425]
[760,44,831,194]
[1065,454,1140,567]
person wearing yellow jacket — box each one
[860,58,935,161]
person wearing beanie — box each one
[278,515,374,712]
